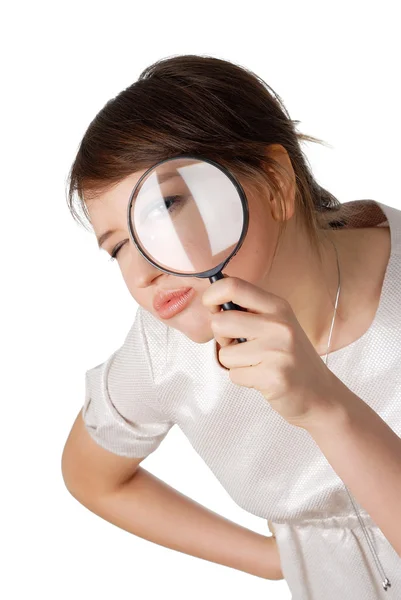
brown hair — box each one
[66,54,349,264]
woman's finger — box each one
[202,276,287,316]
[210,308,274,341]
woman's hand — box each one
[202,275,346,431]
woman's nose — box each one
[131,245,163,288]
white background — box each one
[2,1,400,598]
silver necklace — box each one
[326,236,391,592]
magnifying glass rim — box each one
[126,153,249,278]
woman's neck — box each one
[257,224,391,356]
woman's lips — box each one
[153,287,196,319]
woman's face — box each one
[86,150,295,343]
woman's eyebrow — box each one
[97,229,116,249]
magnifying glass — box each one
[127,155,249,343]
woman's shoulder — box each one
[339,199,401,255]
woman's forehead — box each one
[85,170,148,215]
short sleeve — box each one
[82,306,174,458]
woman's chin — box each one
[179,322,214,344]
[172,310,214,343]
[187,330,215,344]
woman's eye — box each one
[108,240,128,261]
[140,194,185,223]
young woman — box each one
[61,55,401,598]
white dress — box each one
[83,199,401,599]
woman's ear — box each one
[264,144,296,222]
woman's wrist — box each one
[251,534,283,580]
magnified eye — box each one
[140,195,186,223]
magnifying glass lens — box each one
[129,157,245,275]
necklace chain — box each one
[325,237,391,592]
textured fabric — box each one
[83,199,401,599]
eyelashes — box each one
[109,239,129,261]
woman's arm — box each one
[67,465,283,581]
[63,409,283,580]
[307,383,401,557]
